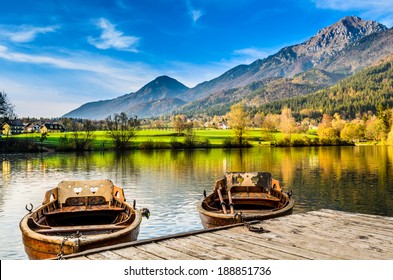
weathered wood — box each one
[35,224,128,234]
[198,172,294,229]
[64,209,393,260]
[137,242,201,260]
[158,238,230,260]
[207,230,311,260]
[113,247,165,260]
[215,229,338,260]
[188,235,265,259]
[19,180,143,260]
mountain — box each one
[257,54,393,119]
[63,75,189,119]
[176,69,345,116]
[183,16,388,102]
[64,16,393,120]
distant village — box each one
[1,121,65,137]
[0,115,231,137]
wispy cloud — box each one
[88,18,140,51]
[186,0,204,24]
[0,24,59,43]
[0,44,153,86]
[313,0,393,27]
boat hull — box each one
[197,193,295,229]
[20,210,142,260]
[198,201,294,229]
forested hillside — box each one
[257,56,393,119]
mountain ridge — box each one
[63,16,392,120]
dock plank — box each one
[136,242,201,260]
[63,209,393,260]
[112,247,164,260]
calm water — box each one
[1,146,393,260]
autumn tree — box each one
[318,114,339,140]
[171,115,192,135]
[340,120,365,142]
[260,113,280,141]
[365,116,386,141]
[226,103,251,146]
[279,107,296,138]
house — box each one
[2,121,25,136]
[24,123,41,133]
[40,123,65,133]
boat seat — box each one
[231,192,280,201]
[57,179,115,209]
[43,204,126,215]
[225,172,272,191]
[34,224,128,234]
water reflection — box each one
[1,146,393,259]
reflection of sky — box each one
[2,146,393,259]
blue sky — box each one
[1,0,392,118]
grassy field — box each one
[7,128,320,150]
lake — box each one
[1,146,393,259]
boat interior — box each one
[203,172,287,214]
[26,180,135,235]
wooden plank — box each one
[88,250,129,260]
[231,215,393,259]
[187,235,264,260]
[136,242,201,260]
[158,237,230,260]
[308,210,393,231]
[278,212,393,243]
[218,229,339,260]
[35,224,127,234]
[230,225,360,259]
[113,247,163,260]
[191,232,299,260]
[66,256,90,260]
[111,247,164,260]
[63,210,393,260]
[208,230,313,260]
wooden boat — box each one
[197,172,295,228]
[19,179,146,260]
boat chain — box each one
[236,211,270,233]
[57,231,83,260]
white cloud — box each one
[0,45,151,83]
[313,0,393,27]
[186,0,204,24]
[88,18,140,51]
[0,45,160,117]
[189,9,204,23]
[0,24,59,43]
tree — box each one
[71,119,95,150]
[365,116,386,141]
[317,114,339,140]
[106,112,140,150]
[226,103,251,146]
[279,107,296,138]
[171,115,191,134]
[340,122,365,142]
[0,91,14,121]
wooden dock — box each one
[64,209,393,260]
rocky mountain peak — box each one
[297,16,387,57]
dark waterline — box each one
[1,146,393,259]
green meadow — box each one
[9,128,320,150]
